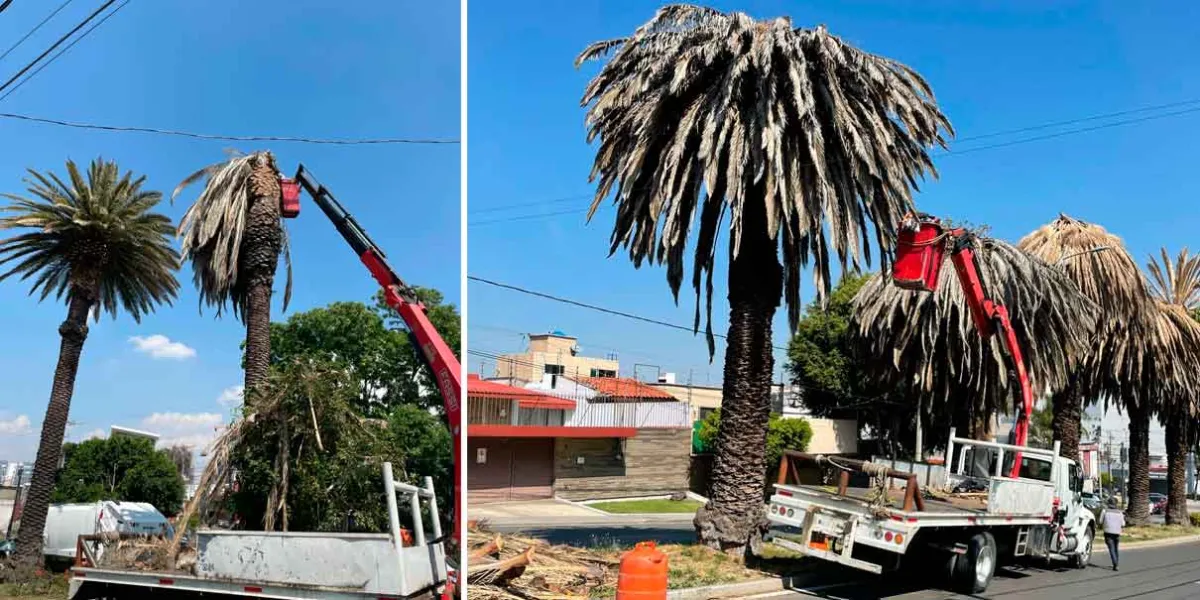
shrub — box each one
[1189,512,1200,527]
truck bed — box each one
[776,481,1052,525]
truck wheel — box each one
[953,532,997,594]
[1069,526,1094,569]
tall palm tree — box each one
[851,235,1099,443]
[576,5,953,551]
[1017,215,1155,460]
[1145,248,1200,526]
[174,151,291,400]
[0,159,179,566]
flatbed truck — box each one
[766,430,1096,593]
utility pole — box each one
[914,397,923,462]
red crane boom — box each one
[893,213,1033,478]
[281,165,462,598]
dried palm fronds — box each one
[851,235,1100,423]
[1146,247,1200,310]
[576,5,953,354]
[466,528,615,600]
[173,150,293,318]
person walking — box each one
[1103,499,1125,571]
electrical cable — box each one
[0,0,75,66]
[0,0,127,103]
[0,0,116,95]
[470,99,1200,225]
[469,274,790,351]
[0,111,459,144]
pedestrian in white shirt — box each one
[1102,500,1125,571]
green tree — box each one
[0,159,179,567]
[577,5,952,551]
[1027,403,1055,449]
[228,360,452,533]
[175,151,289,404]
[266,288,459,415]
[698,409,813,474]
[53,437,185,516]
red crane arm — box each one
[284,165,462,596]
[894,214,1032,479]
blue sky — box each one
[467,0,1200,389]
[0,1,460,462]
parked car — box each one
[1150,493,1167,515]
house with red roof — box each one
[467,373,692,504]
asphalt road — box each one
[762,539,1200,599]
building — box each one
[493,331,619,382]
[110,425,160,444]
[467,374,692,504]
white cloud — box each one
[128,334,197,360]
[81,429,107,441]
[217,385,244,407]
[140,412,225,454]
[0,415,31,435]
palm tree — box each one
[174,151,292,400]
[1017,215,1156,460]
[851,235,1099,443]
[576,5,953,551]
[1145,248,1200,526]
[0,159,179,567]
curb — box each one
[666,577,783,599]
[1124,534,1200,549]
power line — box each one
[0,0,126,103]
[0,0,116,95]
[468,274,790,352]
[470,208,582,226]
[0,111,460,145]
[0,1,76,65]
[469,99,1200,226]
[470,193,591,215]
[0,0,13,15]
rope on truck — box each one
[811,454,894,519]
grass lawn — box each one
[589,498,704,514]
[0,573,69,600]
[1113,524,1198,543]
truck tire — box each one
[953,532,997,594]
[1069,525,1094,569]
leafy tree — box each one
[265,288,459,415]
[698,409,813,474]
[577,5,952,551]
[1027,403,1055,449]
[229,360,452,533]
[175,151,290,404]
[0,159,179,566]
[53,437,185,516]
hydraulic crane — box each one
[892,213,1033,479]
[279,165,462,599]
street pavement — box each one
[759,539,1200,599]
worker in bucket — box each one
[1102,499,1126,571]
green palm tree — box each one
[174,150,292,400]
[576,5,953,551]
[0,159,179,566]
[1145,248,1200,526]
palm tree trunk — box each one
[13,291,93,567]
[241,158,282,402]
[1126,400,1151,526]
[1165,405,1189,525]
[694,201,782,555]
[1051,375,1082,460]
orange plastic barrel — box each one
[616,541,668,599]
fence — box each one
[566,399,691,429]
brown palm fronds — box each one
[576,5,954,355]
[851,235,1100,421]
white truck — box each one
[766,429,1096,594]
[44,501,173,561]
[67,463,449,599]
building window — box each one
[589,368,616,378]
[544,364,565,375]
